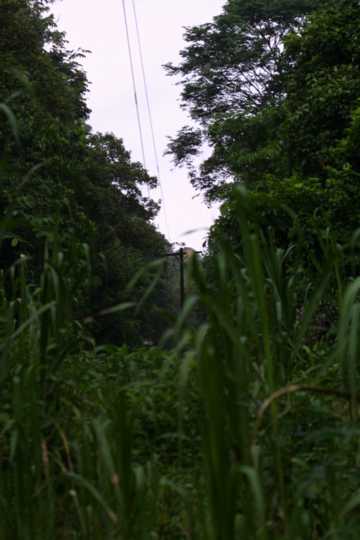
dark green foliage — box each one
[214,1,360,262]
[167,0,360,263]
[165,0,325,199]
[0,0,176,345]
[3,0,360,538]
[3,192,360,538]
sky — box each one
[51,0,225,250]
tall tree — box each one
[165,0,324,200]
[211,0,360,260]
[0,0,175,345]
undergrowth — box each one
[1,188,360,539]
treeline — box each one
[1,1,360,538]
[167,0,360,264]
[0,0,176,346]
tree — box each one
[0,0,176,345]
[210,0,360,264]
[165,0,324,200]
[81,132,175,344]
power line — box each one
[130,0,171,240]
[121,0,147,173]
[130,0,160,178]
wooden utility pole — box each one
[167,246,200,310]
[179,247,185,310]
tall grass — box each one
[187,189,360,539]
[1,188,360,538]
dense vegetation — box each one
[0,0,176,346]
[1,0,360,538]
[167,0,360,257]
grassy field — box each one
[1,189,360,539]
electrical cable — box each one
[130,0,171,240]
[121,0,148,178]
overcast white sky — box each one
[51,0,225,250]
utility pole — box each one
[166,246,200,311]
[179,247,185,310]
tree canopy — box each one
[167,0,360,263]
[0,0,176,345]
[165,0,326,200]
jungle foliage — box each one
[0,0,176,345]
[1,0,360,539]
[167,0,360,261]
[2,189,360,539]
